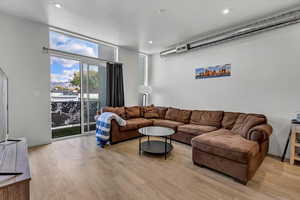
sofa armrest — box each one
[110,119,122,143]
[246,124,273,143]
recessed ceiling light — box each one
[54,3,62,8]
[222,8,230,15]
[148,41,153,44]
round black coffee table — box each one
[138,126,175,160]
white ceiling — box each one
[0,0,300,54]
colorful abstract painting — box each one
[195,64,231,79]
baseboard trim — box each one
[52,132,95,142]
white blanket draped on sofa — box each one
[95,112,126,147]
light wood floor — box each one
[29,135,300,200]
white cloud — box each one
[51,69,78,83]
[69,43,97,57]
[52,42,97,58]
[51,57,79,68]
[56,34,69,44]
[50,31,98,58]
[51,74,69,83]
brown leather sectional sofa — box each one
[102,105,273,184]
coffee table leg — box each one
[139,136,141,155]
[165,137,167,160]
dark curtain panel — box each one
[106,62,125,107]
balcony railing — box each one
[51,101,80,128]
[51,100,99,129]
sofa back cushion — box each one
[102,107,126,119]
[141,104,153,115]
[222,112,242,129]
[165,107,192,123]
[248,113,267,123]
[143,105,160,119]
[177,109,192,123]
[125,106,141,119]
[156,106,168,119]
[190,110,224,128]
[231,114,266,138]
[165,108,178,121]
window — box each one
[49,31,117,61]
[49,30,117,138]
[50,31,98,58]
[138,54,148,86]
[99,43,117,61]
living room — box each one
[0,0,300,200]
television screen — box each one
[0,68,8,142]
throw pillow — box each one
[231,114,266,138]
[143,106,160,118]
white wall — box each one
[149,23,300,157]
[119,48,140,106]
[0,12,51,147]
[0,12,143,147]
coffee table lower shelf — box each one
[139,139,173,160]
[141,140,173,154]
[138,126,175,160]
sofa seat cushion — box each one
[152,119,184,130]
[178,124,218,136]
[120,118,153,131]
[191,129,259,164]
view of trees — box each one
[70,70,100,93]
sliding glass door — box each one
[50,56,82,138]
[82,63,107,133]
[49,30,116,139]
[50,57,107,138]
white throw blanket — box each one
[95,112,126,147]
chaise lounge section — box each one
[101,105,272,184]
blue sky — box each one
[50,31,98,57]
[50,31,98,83]
[50,57,80,83]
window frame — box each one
[49,28,118,62]
[139,53,148,86]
